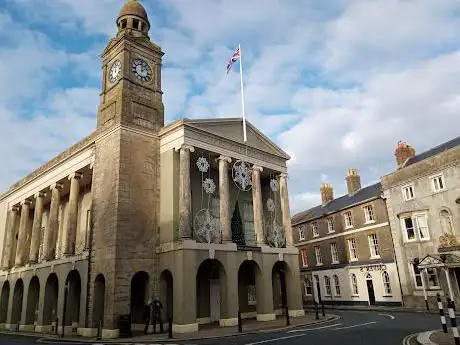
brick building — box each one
[381,137,460,309]
[0,0,304,338]
[292,169,403,307]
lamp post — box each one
[61,280,69,338]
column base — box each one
[172,322,199,333]
[19,324,35,332]
[77,327,98,337]
[256,313,276,321]
[35,325,52,333]
[219,317,238,327]
[288,309,305,317]
[5,323,18,331]
[0,323,5,330]
[102,328,119,339]
[57,325,75,335]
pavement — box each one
[415,329,460,345]
[0,309,442,345]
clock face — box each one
[132,58,152,82]
[109,60,122,83]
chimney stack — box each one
[346,168,361,195]
[395,140,416,168]
[320,183,334,204]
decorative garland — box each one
[265,175,285,248]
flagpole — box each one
[238,43,247,143]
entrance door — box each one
[209,279,220,322]
[366,275,376,305]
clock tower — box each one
[97,0,164,131]
[89,0,163,334]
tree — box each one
[231,201,246,245]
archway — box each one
[238,260,260,317]
[65,270,81,329]
[272,261,288,314]
[0,281,10,323]
[43,274,58,325]
[92,274,105,328]
[25,276,40,325]
[196,259,226,323]
[130,271,149,324]
[159,270,173,320]
[11,279,24,325]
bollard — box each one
[321,302,325,317]
[237,311,242,333]
[168,317,173,339]
[285,306,290,326]
[447,298,460,345]
[315,302,319,320]
[425,297,430,311]
[438,293,448,333]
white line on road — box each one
[287,323,343,332]
[378,313,395,319]
[245,333,306,345]
[332,321,378,330]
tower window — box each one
[133,19,140,30]
[121,19,127,29]
[140,22,144,31]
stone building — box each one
[381,137,460,309]
[0,0,304,338]
[292,169,403,307]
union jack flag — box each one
[226,47,240,74]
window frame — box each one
[333,274,341,296]
[430,173,446,193]
[324,276,332,296]
[312,222,319,237]
[314,246,323,266]
[304,279,312,296]
[368,233,380,259]
[400,212,430,242]
[298,226,305,241]
[300,248,308,267]
[348,238,358,261]
[330,242,339,264]
[410,263,423,289]
[363,204,375,224]
[350,273,359,295]
[343,211,353,229]
[382,271,392,295]
[401,183,415,201]
[327,218,335,233]
[426,268,440,289]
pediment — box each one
[418,255,444,268]
[185,118,289,159]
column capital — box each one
[68,172,83,180]
[175,144,195,153]
[34,191,46,199]
[279,172,288,179]
[10,205,20,212]
[20,200,31,206]
[217,155,232,164]
[50,182,63,190]
[252,165,263,172]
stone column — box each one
[64,172,82,256]
[29,192,45,263]
[2,206,19,269]
[15,200,31,267]
[252,165,265,245]
[218,156,232,242]
[279,173,293,247]
[176,145,194,239]
[43,183,63,260]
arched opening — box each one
[65,270,81,329]
[272,261,288,314]
[130,271,150,324]
[0,281,10,323]
[365,273,376,305]
[11,279,24,325]
[43,274,58,325]
[25,276,40,325]
[92,274,105,328]
[196,259,226,323]
[238,260,260,318]
[159,270,173,320]
[440,209,454,234]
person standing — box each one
[143,300,152,335]
[152,297,164,334]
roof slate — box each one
[405,135,460,167]
[291,182,382,225]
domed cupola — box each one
[116,0,150,37]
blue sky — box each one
[1,0,460,213]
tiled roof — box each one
[291,182,382,225]
[405,135,460,167]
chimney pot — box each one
[346,168,361,195]
[395,140,416,167]
[320,183,333,204]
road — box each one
[0,310,442,345]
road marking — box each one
[287,323,343,332]
[332,321,378,330]
[245,333,305,345]
[378,313,395,320]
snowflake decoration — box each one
[270,178,279,192]
[266,220,285,248]
[196,157,209,173]
[203,178,216,194]
[266,198,275,212]
[232,160,253,191]
[194,209,221,244]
